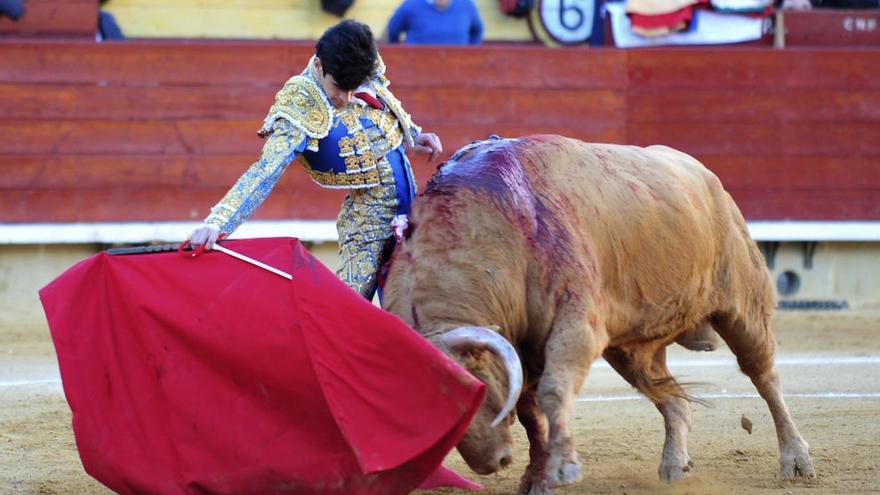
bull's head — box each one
[435,326,523,474]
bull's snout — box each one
[498,449,513,469]
[469,445,514,475]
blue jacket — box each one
[388,0,484,45]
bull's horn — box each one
[441,326,523,428]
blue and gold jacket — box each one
[204,55,421,234]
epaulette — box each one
[258,75,334,140]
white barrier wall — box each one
[767,242,880,309]
[2,241,879,341]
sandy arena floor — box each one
[1,312,878,494]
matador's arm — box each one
[203,119,308,236]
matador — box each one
[189,20,442,300]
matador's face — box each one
[314,57,354,109]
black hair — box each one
[315,20,378,91]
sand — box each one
[1,312,878,494]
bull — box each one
[382,136,815,494]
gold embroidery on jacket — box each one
[336,152,399,298]
[259,75,334,139]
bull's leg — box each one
[604,345,694,481]
[712,313,816,479]
[515,388,551,495]
[534,311,606,491]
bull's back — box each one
[425,136,742,284]
[402,135,759,338]
[511,136,753,325]
[515,136,730,247]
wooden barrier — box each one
[0,41,878,225]
[0,0,97,38]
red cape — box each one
[40,237,484,495]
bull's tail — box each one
[603,347,710,407]
[632,372,711,408]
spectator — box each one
[0,0,24,21]
[387,0,484,45]
[97,0,125,41]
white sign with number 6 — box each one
[536,0,596,45]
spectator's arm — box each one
[386,3,409,43]
[469,2,484,45]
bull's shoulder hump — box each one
[426,137,525,195]
[643,144,705,168]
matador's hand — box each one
[189,224,221,250]
[413,132,443,162]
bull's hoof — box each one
[659,457,694,481]
[518,464,547,495]
[546,456,583,486]
[517,478,553,495]
[780,451,816,479]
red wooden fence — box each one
[0,41,878,224]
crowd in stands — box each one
[1,0,877,46]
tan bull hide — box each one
[383,135,815,495]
